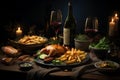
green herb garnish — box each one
[89,37,110,49]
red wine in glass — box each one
[85,29,98,38]
[50,21,62,37]
[50,10,62,38]
[84,17,98,38]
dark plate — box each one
[34,53,90,68]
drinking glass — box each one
[50,9,62,38]
[84,17,98,38]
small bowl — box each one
[19,62,33,71]
[89,46,109,60]
[94,60,120,73]
[74,39,90,51]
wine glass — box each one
[84,17,98,38]
[50,9,62,39]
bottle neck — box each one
[67,1,73,18]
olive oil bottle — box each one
[63,0,76,47]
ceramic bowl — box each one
[89,46,109,60]
[19,62,33,71]
[74,39,90,51]
[94,60,120,73]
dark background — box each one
[0,0,120,42]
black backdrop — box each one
[0,0,120,42]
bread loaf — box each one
[1,46,18,54]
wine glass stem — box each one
[55,31,58,39]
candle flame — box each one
[16,27,22,36]
[115,13,118,17]
[18,27,21,30]
[111,18,114,22]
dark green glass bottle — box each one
[63,0,76,47]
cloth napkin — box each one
[27,64,97,80]
[68,53,100,80]
[71,63,96,80]
[26,67,61,80]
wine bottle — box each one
[63,0,76,47]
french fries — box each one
[57,48,87,64]
[18,35,47,45]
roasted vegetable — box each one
[52,59,61,65]
[39,53,48,59]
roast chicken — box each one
[39,44,67,57]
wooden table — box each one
[0,52,120,80]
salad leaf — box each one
[75,34,90,42]
[90,37,110,49]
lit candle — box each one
[114,13,119,32]
[114,13,119,22]
[109,18,115,37]
[16,27,22,37]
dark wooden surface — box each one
[0,51,120,80]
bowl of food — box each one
[74,34,91,51]
[19,62,33,71]
[9,35,48,54]
[89,47,109,60]
[94,60,120,73]
[89,37,110,60]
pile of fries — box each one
[57,48,87,64]
[18,35,47,45]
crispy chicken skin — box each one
[40,44,67,57]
